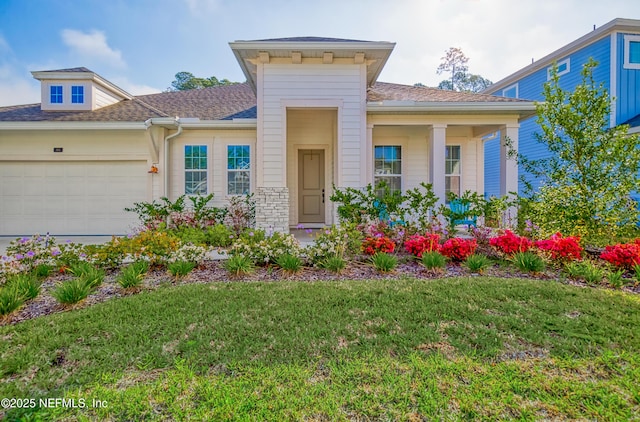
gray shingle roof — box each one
[245,36,374,43]
[0,81,528,123]
[34,67,93,73]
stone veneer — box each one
[254,186,289,233]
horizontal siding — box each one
[617,32,640,124]
[94,85,121,109]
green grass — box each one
[1,277,639,420]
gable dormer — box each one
[31,67,133,112]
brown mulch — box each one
[2,259,639,327]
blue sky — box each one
[1,0,638,106]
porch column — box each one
[429,124,447,205]
[499,124,519,197]
[366,123,374,185]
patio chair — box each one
[449,199,477,228]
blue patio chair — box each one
[373,200,405,227]
[449,199,477,228]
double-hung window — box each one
[445,145,461,199]
[185,145,208,195]
[71,86,84,104]
[50,86,63,104]
[374,145,401,193]
[227,145,251,195]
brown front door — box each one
[298,149,325,223]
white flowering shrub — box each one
[230,231,302,265]
[166,243,210,265]
[1,234,60,282]
[304,224,363,265]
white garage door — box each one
[0,161,148,236]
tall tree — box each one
[436,47,492,92]
[520,58,640,239]
[169,71,237,91]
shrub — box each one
[8,274,41,301]
[166,243,209,266]
[439,238,477,262]
[52,278,92,305]
[600,240,640,269]
[167,261,196,278]
[370,252,398,273]
[276,254,304,274]
[464,254,491,274]
[305,224,362,265]
[69,262,105,290]
[607,270,625,289]
[32,263,52,279]
[225,194,256,234]
[421,251,446,271]
[2,234,57,276]
[230,231,302,266]
[535,232,582,261]
[117,261,149,290]
[511,251,546,274]
[0,287,24,316]
[490,230,532,255]
[565,261,604,285]
[321,256,347,273]
[118,230,182,265]
[223,255,255,276]
[203,224,235,247]
[404,233,440,258]
[362,236,396,255]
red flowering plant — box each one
[404,233,440,257]
[489,230,532,256]
[439,238,477,262]
[535,232,582,261]
[362,235,396,255]
[600,239,640,269]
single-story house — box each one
[0,37,535,236]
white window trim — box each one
[445,144,462,199]
[184,144,209,196]
[372,142,405,193]
[623,34,640,70]
[502,83,518,98]
[226,144,252,196]
[547,58,570,80]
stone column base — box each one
[255,187,289,234]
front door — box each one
[298,149,325,223]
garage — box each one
[0,161,148,236]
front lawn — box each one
[1,277,639,420]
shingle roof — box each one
[0,81,528,123]
[35,67,93,73]
[368,82,530,103]
[246,36,373,43]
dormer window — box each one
[71,86,84,104]
[50,86,63,104]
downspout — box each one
[163,118,182,198]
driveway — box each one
[0,235,113,256]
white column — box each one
[366,123,374,185]
[429,124,447,205]
[499,124,519,197]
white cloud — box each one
[111,77,162,96]
[0,76,40,106]
[183,0,220,14]
[61,29,126,68]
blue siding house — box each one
[483,18,640,197]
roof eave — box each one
[0,121,148,130]
[367,101,537,116]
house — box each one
[0,37,535,236]
[483,18,640,197]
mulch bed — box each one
[2,258,639,327]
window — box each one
[71,86,84,104]
[227,145,251,195]
[624,35,640,69]
[50,86,63,104]
[547,58,570,80]
[502,84,518,98]
[185,145,207,195]
[374,145,401,193]
[445,145,461,199]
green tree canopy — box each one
[435,47,492,92]
[169,72,238,91]
[520,58,640,239]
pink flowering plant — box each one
[600,240,640,269]
[490,230,533,256]
[404,233,441,258]
[439,238,477,262]
[535,232,582,261]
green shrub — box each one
[70,262,104,290]
[0,287,24,316]
[276,254,304,274]
[52,279,92,305]
[223,255,255,276]
[464,254,491,274]
[511,251,546,273]
[8,274,41,300]
[565,261,604,285]
[321,256,347,274]
[204,224,234,247]
[32,263,52,279]
[117,261,149,290]
[370,252,397,273]
[607,270,625,289]
[167,261,196,278]
[305,224,362,265]
[230,231,301,266]
[421,251,446,271]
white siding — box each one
[94,84,122,109]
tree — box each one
[169,71,237,91]
[436,47,492,92]
[520,58,640,239]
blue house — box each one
[483,18,640,197]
